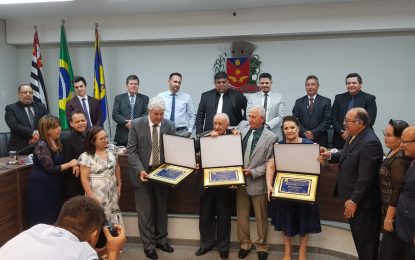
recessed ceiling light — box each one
[0,0,73,4]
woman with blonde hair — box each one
[27,115,78,226]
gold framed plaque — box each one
[272,172,319,202]
[148,164,194,187]
[203,166,245,187]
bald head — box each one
[401,126,415,157]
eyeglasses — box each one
[97,135,108,142]
[401,139,415,145]
[343,119,360,124]
[19,91,33,95]
[382,130,394,138]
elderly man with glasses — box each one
[320,107,383,260]
[5,83,48,154]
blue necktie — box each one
[130,95,135,120]
[347,96,355,111]
[170,93,176,122]
[81,98,92,128]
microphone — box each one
[16,143,35,156]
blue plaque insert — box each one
[279,177,311,195]
[154,168,183,181]
[210,170,239,182]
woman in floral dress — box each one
[79,127,123,227]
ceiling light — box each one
[0,0,73,4]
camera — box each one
[104,221,118,237]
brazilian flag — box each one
[58,24,74,130]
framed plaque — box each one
[200,134,244,187]
[271,143,320,202]
[148,134,196,186]
[148,164,194,186]
[272,172,319,202]
[203,166,245,187]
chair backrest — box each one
[0,132,11,157]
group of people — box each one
[2,70,415,260]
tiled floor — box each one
[119,243,347,260]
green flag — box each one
[58,24,74,129]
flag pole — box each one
[94,23,113,140]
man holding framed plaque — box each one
[235,106,277,260]
[127,97,176,260]
[320,108,383,260]
[195,113,233,259]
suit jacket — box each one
[330,127,383,210]
[331,91,377,148]
[112,93,149,146]
[195,88,247,134]
[65,95,102,127]
[5,101,48,154]
[396,162,415,243]
[126,116,175,188]
[238,121,277,196]
[245,91,285,141]
[61,129,85,199]
[292,94,331,147]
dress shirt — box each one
[157,90,196,133]
[77,95,93,124]
[308,94,317,107]
[148,116,160,166]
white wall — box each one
[0,20,19,132]
[13,33,415,143]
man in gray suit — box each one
[235,106,277,260]
[246,73,285,141]
[112,75,149,146]
[127,97,175,260]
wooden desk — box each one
[0,157,31,245]
[0,155,346,244]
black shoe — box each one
[258,251,268,260]
[144,249,158,259]
[195,247,213,256]
[219,251,229,259]
[156,243,174,253]
[238,248,251,258]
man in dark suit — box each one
[195,113,233,259]
[395,126,415,259]
[127,97,175,260]
[320,107,383,260]
[61,110,87,200]
[195,71,247,134]
[331,73,377,148]
[5,84,48,154]
[113,75,149,146]
[292,75,331,147]
[65,76,101,128]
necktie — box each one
[309,97,314,113]
[216,93,224,114]
[263,93,268,122]
[26,106,34,129]
[170,93,176,122]
[347,96,355,111]
[243,130,255,168]
[81,98,92,128]
[130,95,135,120]
[151,124,160,167]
